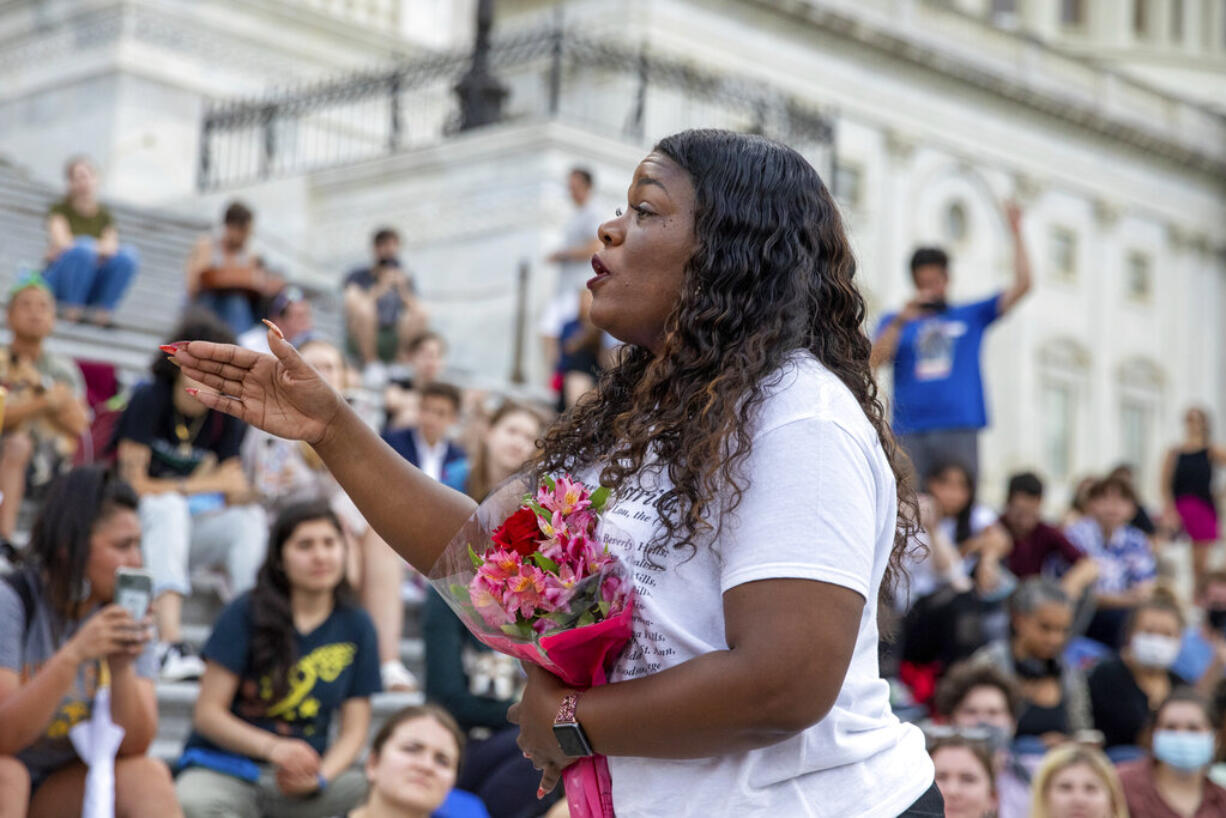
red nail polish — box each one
[185,387,199,397]
[261,319,285,340]
[537,787,546,800]
[158,344,180,354]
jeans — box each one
[44,237,138,311]
[176,766,367,818]
[195,291,256,336]
[139,493,267,598]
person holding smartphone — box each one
[869,201,1032,483]
[0,465,180,818]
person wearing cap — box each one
[237,286,314,356]
[0,275,90,539]
[43,156,140,327]
[343,228,428,387]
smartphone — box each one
[114,567,153,622]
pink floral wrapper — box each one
[428,476,635,818]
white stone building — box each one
[0,0,1223,510]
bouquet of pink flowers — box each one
[429,474,635,818]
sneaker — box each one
[380,659,419,693]
[158,641,205,682]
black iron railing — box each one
[198,26,835,191]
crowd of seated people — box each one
[0,172,574,815]
[6,153,1226,818]
[902,449,1226,817]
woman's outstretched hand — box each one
[167,322,343,446]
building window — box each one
[1061,0,1087,26]
[1049,226,1078,282]
[945,201,969,243]
[1038,338,1089,483]
[1042,381,1075,480]
[1134,0,1150,38]
[1118,358,1163,491]
[833,161,864,212]
[1120,400,1151,485]
[1125,251,1152,301]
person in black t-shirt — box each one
[1089,596,1190,751]
[176,501,380,818]
[115,310,266,681]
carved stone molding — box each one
[884,127,915,163]
[1093,198,1121,229]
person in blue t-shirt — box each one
[176,500,382,818]
[871,201,1032,481]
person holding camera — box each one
[0,466,180,818]
[869,201,1031,482]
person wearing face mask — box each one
[347,705,490,818]
[1029,745,1128,818]
[929,735,998,818]
[1117,689,1226,818]
[934,662,1033,818]
[1089,596,1191,752]
[971,579,1092,747]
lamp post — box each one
[456,0,507,130]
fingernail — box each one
[537,788,546,800]
[185,388,199,397]
[158,344,182,354]
[262,319,285,340]
[166,356,181,367]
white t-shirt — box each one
[587,352,932,817]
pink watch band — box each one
[555,691,581,724]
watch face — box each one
[553,723,591,757]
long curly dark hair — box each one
[534,129,919,594]
[249,501,355,700]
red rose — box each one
[492,507,544,558]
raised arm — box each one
[997,200,1032,316]
[170,327,476,573]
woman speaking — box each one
[170,129,939,817]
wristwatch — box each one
[552,691,594,757]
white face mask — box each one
[1130,633,1181,669]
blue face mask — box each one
[1153,730,1215,772]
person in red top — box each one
[1117,688,1226,818]
[1000,472,1098,600]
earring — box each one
[615,208,623,217]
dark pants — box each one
[899,428,980,484]
[897,783,944,817]
[458,727,561,818]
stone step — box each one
[150,682,424,764]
